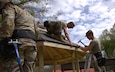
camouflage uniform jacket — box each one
[0,5,38,40]
[47,21,66,35]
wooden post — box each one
[72,62,76,72]
[75,49,80,72]
[39,46,44,72]
[53,63,56,72]
[72,51,76,72]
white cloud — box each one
[34,0,115,43]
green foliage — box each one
[100,24,115,71]
[101,40,115,58]
[100,24,115,58]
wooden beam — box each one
[37,41,75,50]
[37,41,84,52]
[52,47,63,58]
[45,48,54,60]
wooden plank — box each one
[37,41,85,52]
[37,41,75,50]
[45,48,54,60]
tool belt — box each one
[94,52,106,66]
[0,38,15,59]
[0,29,37,59]
[11,29,37,41]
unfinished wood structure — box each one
[36,28,88,72]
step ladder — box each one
[84,54,106,72]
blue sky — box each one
[28,0,115,45]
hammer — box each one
[9,39,24,72]
[78,39,87,47]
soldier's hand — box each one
[70,44,73,48]
[85,45,88,47]
[69,42,73,48]
[76,44,80,48]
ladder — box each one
[84,54,106,72]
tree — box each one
[99,24,115,58]
[99,24,115,71]
[110,24,115,40]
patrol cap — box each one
[86,30,93,36]
[0,0,10,9]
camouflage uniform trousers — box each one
[53,34,65,42]
[1,38,37,72]
[46,33,65,42]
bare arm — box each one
[79,44,92,51]
[63,27,72,46]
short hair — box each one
[86,30,93,36]
[44,20,49,27]
[67,22,75,28]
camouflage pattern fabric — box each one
[1,39,37,72]
[46,34,65,42]
[46,21,66,42]
[0,5,38,72]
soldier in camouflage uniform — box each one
[44,21,75,46]
[0,0,39,72]
[77,30,106,72]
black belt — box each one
[94,52,106,66]
[94,52,102,59]
[12,29,37,41]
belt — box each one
[12,29,37,41]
